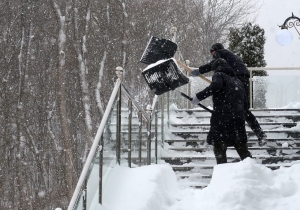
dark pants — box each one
[237,76,264,137]
[213,141,252,164]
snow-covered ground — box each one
[91,102,300,210]
[92,158,300,210]
[59,102,300,210]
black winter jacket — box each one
[195,63,248,145]
[198,49,250,77]
[196,64,247,112]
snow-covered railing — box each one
[121,84,162,165]
[68,67,165,210]
[68,77,121,210]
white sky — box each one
[253,0,300,68]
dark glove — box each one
[190,69,200,77]
[191,95,200,105]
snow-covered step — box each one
[113,138,300,148]
[164,108,300,190]
[174,114,300,121]
[170,122,297,126]
[172,163,293,172]
[174,108,300,112]
[165,138,300,143]
[169,130,300,140]
[174,112,300,121]
[161,155,300,165]
[168,146,300,152]
[172,165,214,172]
[177,181,208,189]
[170,129,300,134]
[162,155,300,160]
[177,173,212,179]
[172,162,295,189]
[170,122,297,130]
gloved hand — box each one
[191,95,200,105]
[190,69,200,77]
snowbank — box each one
[98,164,179,210]
[169,158,300,210]
[90,158,300,210]
[281,102,300,109]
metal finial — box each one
[115,66,124,78]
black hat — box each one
[210,43,224,52]
[212,58,227,70]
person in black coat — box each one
[191,43,267,146]
[191,58,252,164]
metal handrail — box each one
[150,94,161,164]
[68,78,121,210]
[121,84,162,165]
[69,73,165,209]
[121,84,151,122]
[151,95,159,111]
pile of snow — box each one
[171,158,300,210]
[290,122,300,131]
[94,158,300,210]
[98,164,179,210]
[282,102,300,132]
[281,102,300,109]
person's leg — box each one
[213,141,228,164]
[237,76,267,144]
[233,141,252,160]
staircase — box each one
[69,86,300,210]
[162,108,300,189]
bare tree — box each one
[72,0,94,162]
[51,0,76,201]
[0,0,258,209]
[178,0,259,66]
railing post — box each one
[161,95,165,148]
[115,67,123,165]
[249,69,253,108]
[82,179,87,210]
[128,99,132,168]
[146,105,152,165]
[138,111,143,166]
[167,92,170,123]
[186,60,191,109]
[155,110,158,164]
[67,78,122,210]
[99,134,103,204]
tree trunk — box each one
[52,0,75,200]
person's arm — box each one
[198,60,214,74]
[195,72,224,101]
[197,51,223,74]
